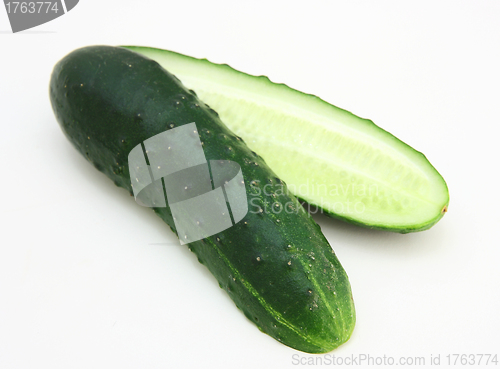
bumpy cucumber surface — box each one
[124,46,449,233]
[49,46,355,353]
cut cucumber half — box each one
[124,46,449,233]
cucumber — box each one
[49,46,355,354]
[124,46,449,233]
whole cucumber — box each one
[49,45,355,353]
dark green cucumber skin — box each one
[49,46,355,353]
[302,196,447,234]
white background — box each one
[1,1,499,368]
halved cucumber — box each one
[124,46,449,233]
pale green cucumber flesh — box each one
[124,46,449,233]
